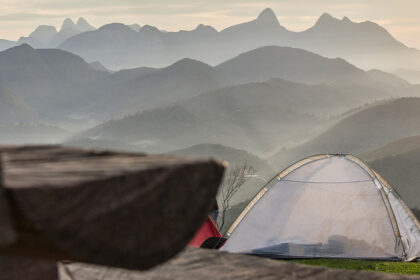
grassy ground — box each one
[290,259,420,275]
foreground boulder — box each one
[61,248,420,280]
[0,256,57,280]
[0,146,225,276]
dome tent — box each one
[221,154,420,261]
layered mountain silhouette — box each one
[0,7,418,209]
[68,76,395,155]
[50,8,420,74]
[269,97,420,168]
[298,13,406,51]
[17,18,96,48]
[216,46,366,85]
[0,44,105,119]
[128,24,142,32]
[70,46,414,155]
[65,45,410,122]
[361,135,420,209]
[1,9,418,76]
[28,25,57,44]
[0,39,15,51]
[71,100,322,155]
[2,43,415,129]
[1,40,418,156]
[169,143,272,172]
[180,78,394,118]
[394,69,420,84]
[362,135,420,162]
[90,61,112,72]
[76,58,226,119]
[220,8,286,42]
[65,138,144,153]
[215,46,410,92]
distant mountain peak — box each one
[128,24,142,32]
[171,57,206,66]
[166,58,214,72]
[195,24,217,33]
[16,43,34,50]
[29,25,57,40]
[139,25,161,35]
[77,17,88,25]
[76,17,95,31]
[2,43,38,56]
[32,25,57,34]
[316,13,339,24]
[61,18,77,31]
[342,16,352,23]
[90,61,111,72]
[316,13,357,26]
[256,8,280,25]
[141,25,159,31]
[98,23,133,33]
[312,13,358,29]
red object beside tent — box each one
[189,216,221,247]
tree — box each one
[217,162,256,233]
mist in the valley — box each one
[1,7,420,230]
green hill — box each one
[361,135,420,209]
[362,135,420,162]
[270,98,420,169]
[169,143,272,174]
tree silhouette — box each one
[218,162,256,233]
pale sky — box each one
[1,0,420,49]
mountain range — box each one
[0,39,15,51]
[69,46,416,155]
[55,8,420,77]
[1,9,419,82]
[0,44,105,121]
[61,45,413,121]
[75,58,226,119]
[393,69,420,84]
[16,18,96,48]
[269,97,420,168]
[362,135,420,162]
[359,135,420,209]
[2,42,418,147]
[168,143,272,173]
[0,8,419,210]
[2,43,404,124]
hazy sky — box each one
[1,0,420,48]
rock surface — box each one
[0,146,225,273]
[0,256,58,280]
[60,248,420,280]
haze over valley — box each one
[1,6,420,220]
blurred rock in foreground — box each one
[0,145,224,277]
[60,248,420,280]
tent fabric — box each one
[189,217,221,248]
[221,155,420,261]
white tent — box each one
[222,155,420,261]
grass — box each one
[289,259,420,275]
